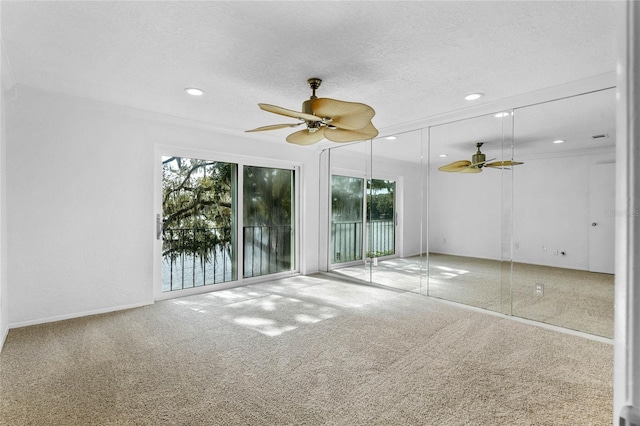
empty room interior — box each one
[1,2,637,425]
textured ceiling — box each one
[1,1,617,144]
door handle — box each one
[592,222,597,227]
[156,214,163,240]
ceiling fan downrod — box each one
[307,78,322,99]
[302,78,323,118]
[302,78,324,129]
[472,142,486,167]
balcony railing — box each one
[162,225,294,291]
[243,225,293,278]
[332,221,363,263]
[367,219,396,258]
[162,219,393,291]
[162,227,233,292]
[331,219,395,264]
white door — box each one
[588,163,615,274]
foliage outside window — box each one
[162,157,236,291]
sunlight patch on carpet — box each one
[219,295,339,336]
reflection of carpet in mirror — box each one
[331,253,614,338]
[510,262,614,338]
[331,257,427,293]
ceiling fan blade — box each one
[258,103,322,122]
[458,166,483,173]
[311,98,376,130]
[485,160,525,168]
[438,160,472,172]
[286,127,327,145]
[324,122,379,143]
[245,123,303,132]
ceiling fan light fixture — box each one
[465,92,484,101]
[185,87,205,96]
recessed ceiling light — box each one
[185,87,205,96]
[385,136,397,140]
[439,154,448,158]
[494,112,511,118]
[553,139,565,144]
[465,93,484,101]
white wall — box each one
[6,85,320,327]
[0,34,14,349]
[427,149,615,269]
[512,151,615,270]
[428,165,503,260]
[0,85,6,349]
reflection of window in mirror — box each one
[326,130,426,292]
[323,89,615,339]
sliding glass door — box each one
[331,175,365,265]
[330,174,397,267]
[367,178,396,259]
[161,156,237,292]
[243,166,295,278]
[159,156,297,294]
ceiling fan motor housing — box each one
[302,99,314,115]
[472,152,486,167]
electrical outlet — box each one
[535,283,544,296]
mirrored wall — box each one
[324,87,615,338]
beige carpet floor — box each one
[333,253,614,338]
[0,274,612,425]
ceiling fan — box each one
[438,142,524,173]
[246,78,379,145]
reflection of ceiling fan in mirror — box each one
[246,78,378,145]
[438,142,524,173]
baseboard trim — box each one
[0,325,8,352]
[428,295,614,345]
[8,300,154,330]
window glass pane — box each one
[162,157,237,291]
[331,175,364,264]
[243,166,295,277]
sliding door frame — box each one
[153,144,301,301]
